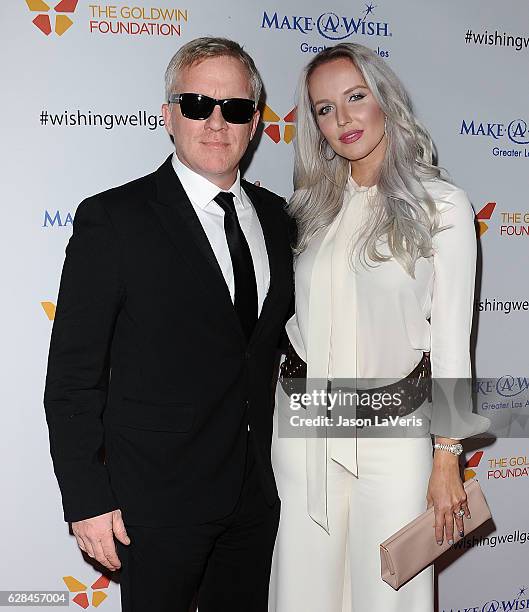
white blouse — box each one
[285,176,491,531]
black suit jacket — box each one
[44,156,294,526]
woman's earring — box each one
[319,138,336,161]
[384,115,388,135]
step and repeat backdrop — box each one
[1,1,528,610]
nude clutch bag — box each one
[380,477,491,589]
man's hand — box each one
[71,509,130,571]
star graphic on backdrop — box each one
[518,586,526,598]
[362,3,376,20]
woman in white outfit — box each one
[269,44,490,611]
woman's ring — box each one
[454,508,465,517]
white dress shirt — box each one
[284,176,491,530]
[171,153,270,315]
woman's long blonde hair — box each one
[290,43,449,277]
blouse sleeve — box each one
[427,186,491,440]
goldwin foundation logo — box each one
[25,0,78,36]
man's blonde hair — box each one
[165,37,263,103]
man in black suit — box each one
[44,37,293,612]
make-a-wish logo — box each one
[261,3,392,41]
[476,376,529,398]
[495,376,529,398]
[460,118,529,159]
[43,210,73,227]
[443,585,529,612]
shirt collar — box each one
[171,152,247,210]
[345,174,377,196]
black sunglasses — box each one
[168,93,256,124]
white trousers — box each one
[269,384,434,612]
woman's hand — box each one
[426,440,471,545]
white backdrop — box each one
[1,1,528,610]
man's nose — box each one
[205,104,227,130]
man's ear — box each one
[249,109,261,141]
[161,103,172,136]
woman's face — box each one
[308,57,386,171]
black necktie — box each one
[214,192,258,340]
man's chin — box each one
[188,163,236,187]
[200,161,237,176]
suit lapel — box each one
[149,156,245,343]
[148,157,288,347]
